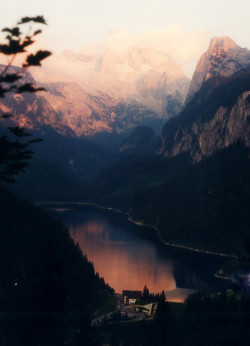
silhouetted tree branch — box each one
[0,16,51,182]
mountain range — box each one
[1,36,250,254]
[0,46,190,137]
[50,46,190,116]
[2,31,250,345]
[87,36,250,255]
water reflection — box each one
[70,220,177,294]
[49,206,227,302]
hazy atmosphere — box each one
[1,1,250,345]
[2,0,250,77]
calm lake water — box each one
[47,204,228,302]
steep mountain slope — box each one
[56,46,190,118]
[0,65,66,133]
[186,36,250,103]
[0,45,190,138]
[157,37,250,162]
[157,69,250,161]
[39,82,115,135]
[88,37,250,255]
[0,65,164,136]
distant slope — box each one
[0,65,162,137]
[93,143,250,255]
[119,126,157,155]
[49,46,190,118]
[5,125,120,201]
[0,48,189,138]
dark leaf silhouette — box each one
[22,37,34,49]
[23,50,52,67]
[2,27,21,37]
[0,40,25,55]
[8,127,31,138]
[1,113,13,119]
[0,16,51,182]
[18,16,47,25]
[0,73,22,83]
[34,29,42,36]
[16,83,45,93]
[0,85,16,97]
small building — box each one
[122,290,141,305]
[136,302,158,316]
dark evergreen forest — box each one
[0,185,113,345]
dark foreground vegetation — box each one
[0,185,113,345]
[101,291,250,346]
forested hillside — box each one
[0,185,113,345]
[93,142,250,255]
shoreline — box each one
[37,200,237,259]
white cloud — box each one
[86,24,208,75]
[31,23,209,82]
[91,23,208,64]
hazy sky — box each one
[2,0,250,76]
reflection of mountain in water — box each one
[70,217,177,295]
[48,205,228,300]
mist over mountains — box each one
[1,35,250,255]
[83,36,250,255]
[2,3,250,342]
[0,45,190,137]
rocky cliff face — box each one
[39,46,190,119]
[158,90,250,161]
[157,64,250,161]
[0,66,160,136]
[0,45,190,137]
[0,65,66,133]
[39,82,117,136]
[87,46,188,103]
[185,37,250,104]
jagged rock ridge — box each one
[0,66,161,136]
[37,46,190,121]
[157,36,250,162]
[0,45,190,136]
[79,46,190,117]
[185,36,250,104]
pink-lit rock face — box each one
[186,37,250,104]
[0,46,190,136]
[69,219,177,295]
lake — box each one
[47,204,228,302]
